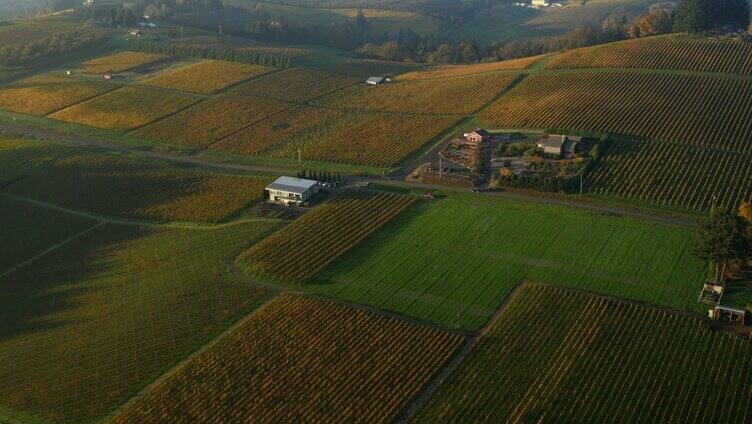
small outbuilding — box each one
[464,129,491,145]
[266,176,318,206]
[537,134,582,158]
[365,76,385,85]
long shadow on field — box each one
[4,153,251,222]
[0,224,151,340]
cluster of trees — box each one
[130,39,291,67]
[0,28,107,67]
[674,0,750,33]
[693,202,752,283]
[296,169,342,185]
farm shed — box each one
[464,129,491,145]
[366,76,385,85]
[709,306,747,324]
[537,134,582,157]
[266,176,318,206]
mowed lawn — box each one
[0,221,282,423]
[309,193,705,329]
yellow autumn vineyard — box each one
[108,293,464,424]
[239,191,415,282]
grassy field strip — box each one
[3,193,283,230]
[0,222,105,280]
[309,193,705,329]
[0,404,54,424]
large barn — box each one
[266,176,318,206]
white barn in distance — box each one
[266,176,318,206]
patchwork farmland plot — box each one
[214,105,340,155]
[0,221,281,423]
[239,191,414,283]
[49,86,200,131]
[415,284,752,423]
[0,73,114,115]
[0,136,72,184]
[316,73,520,114]
[480,71,752,154]
[142,60,273,95]
[81,51,167,74]
[587,139,752,212]
[267,111,460,167]
[233,67,358,101]
[0,197,95,275]
[109,293,463,424]
[398,54,547,80]
[310,194,705,329]
[6,152,271,222]
[548,35,752,74]
[132,94,291,149]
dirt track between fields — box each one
[0,120,697,229]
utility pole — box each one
[180,26,183,38]
[298,149,302,170]
[579,171,583,197]
[439,155,443,180]
[219,25,223,37]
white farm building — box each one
[266,176,318,206]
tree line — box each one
[129,39,292,67]
[0,28,108,67]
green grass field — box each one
[307,193,705,329]
[0,220,282,423]
[415,284,752,422]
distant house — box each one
[266,176,318,206]
[464,129,491,145]
[531,0,548,6]
[537,134,582,157]
[365,76,385,85]
[129,29,141,37]
[103,73,113,80]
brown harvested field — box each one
[0,73,115,116]
[132,94,291,149]
[213,106,340,155]
[49,86,200,131]
[142,60,273,94]
[267,111,460,167]
[108,293,463,424]
[81,51,168,74]
[233,67,358,101]
[398,54,547,80]
[6,152,271,222]
[314,73,520,115]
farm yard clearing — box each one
[415,284,752,422]
[109,293,463,424]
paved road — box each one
[0,121,698,228]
